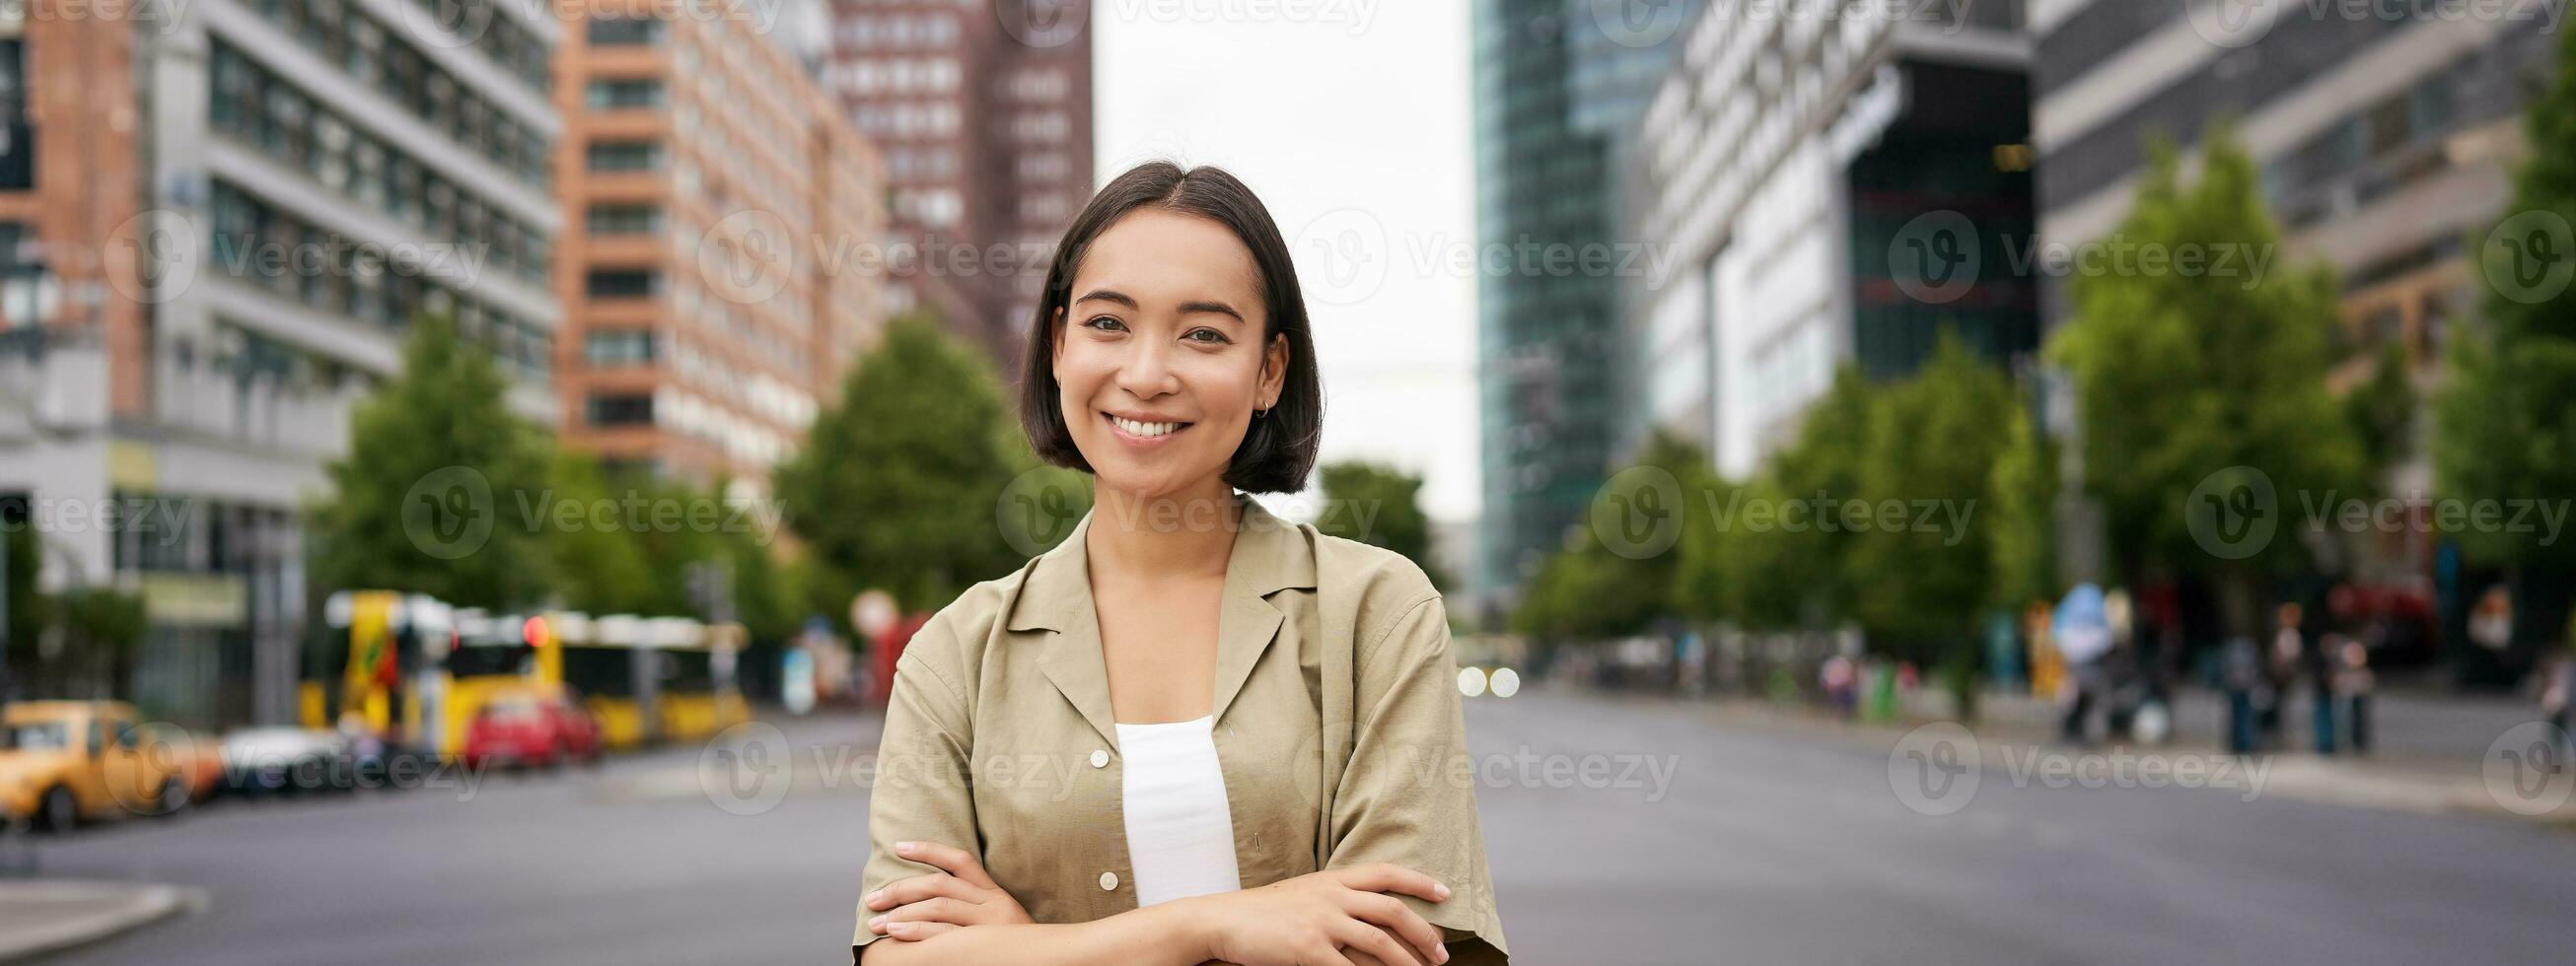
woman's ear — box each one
[1050,307,1067,369]
[1259,333,1290,409]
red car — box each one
[461,689,603,770]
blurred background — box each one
[3,0,2576,961]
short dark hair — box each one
[1019,161,1323,494]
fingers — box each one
[892,840,999,890]
[1328,862,1451,904]
[863,873,978,912]
[1341,893,1445,965]
[882,920,961,942]
[1327,920,1423,966]
[868,897,974,936]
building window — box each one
[586,268,660,299]
[230,2,552,188]
[589,17,665,46]
[587,393,655,427]
[584,329,658,366]
[586,204,664,236]
[586,78,665,109]
[586,139,664,172]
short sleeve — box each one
[1324,594,1511,963]
[853,617,981,957]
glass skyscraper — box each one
[1472,0,1695,610]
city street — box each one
[24,686,2576,964]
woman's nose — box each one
[1114,339,1180,397]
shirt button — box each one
[1099,871,1119,891]
[1090,749,1109,768]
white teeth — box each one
[1111,416,1181,438]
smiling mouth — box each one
[1104,412,1193,441]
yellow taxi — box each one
[1,701,188,831]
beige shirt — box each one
[853,498,1510,963]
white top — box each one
[1114,714,1243,908]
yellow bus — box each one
[555,613,648,751]
[552,613,750,749]
[313,592,561,760]
[653,619,751,745]
[317,596,748,756]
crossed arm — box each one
[853,841,1452,966]
[858,597,1498,966]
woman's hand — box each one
[862,841,1035,941]
[1180,862,1452,966]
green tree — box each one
[309,312,552,609]
[617,470,731,618]
[1509,531,1663,642]
[1845,334,2017,663]
[1510,431,1706,641]
[1668,462,1741,625]
[1750,369,1880,628]
[1988,385,2060,610]
[2046,128,2363,636]
[773,312,1034,618]
[539,450,659,616]
[1837,334,2018,718]
[1317,461,1447,589]
[727,525,805,647]
[2434,25,2576,649]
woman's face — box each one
[1052,208,1287,502]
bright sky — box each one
[1092,3,1481,524]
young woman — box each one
[850,162,1508,965]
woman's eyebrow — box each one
[1176,300,1246,323]
[1075,289,1246,323]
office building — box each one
[1629,0,2036,479]
[1474,0,1696,602]
[825,0,1093,367]
[2033,0,2557,410]
[0,0,562,724]
[557,0,888,490]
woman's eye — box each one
[1183,328,1230,345]
[1083,315,1126,333]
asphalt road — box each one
[27,686,2576,964]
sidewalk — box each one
[1632,682,2576,827]
[1967,685,2549,761]
[0,879,204,963]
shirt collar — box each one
[1006,495,1314,632]
[1006,495,1316,749]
